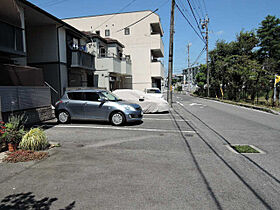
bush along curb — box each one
[191,94,280,115]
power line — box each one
[175,2,206,44]
[196,0,206,17]
[177,0,194,22]
[116,9,159,32]
[91,0,138,32]
[192,0,205,18]
[192,46,206,66]
[40,0,71,7]
[202,0,208,15]
[189,0,202,20]
[186,0,204,37]
[115,0,170,33]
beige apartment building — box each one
[64,10,165,91]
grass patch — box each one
[3,150,49,163]
[231,145,259,153]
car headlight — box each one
[125,105,136,111]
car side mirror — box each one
[98,98,106,103]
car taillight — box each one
[55,100,63,106]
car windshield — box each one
[100,91,121,101]
[147,89,161,94]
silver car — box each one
[55,89,143,126]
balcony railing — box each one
[0,21,25,56]
[71,50,95,70]
[151,61,165,78]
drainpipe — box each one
[56,24,64,98]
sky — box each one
[28,0,280,75]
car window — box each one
[147,89,161,93]
[84,92,100,101]
[100,91,120,101]
[67,92,83,100]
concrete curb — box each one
[191,94,280,115]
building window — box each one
[105,29,110,37]
[95,30,100,35]
[100,47,106,57]
[124,28,130,35]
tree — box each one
[257,15,280,105]
[195,64,207,96]
[257,15,280,72]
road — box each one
[0,93,279,209]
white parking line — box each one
[144,113,172,116]
[48,125,196,134]
[143,118,186,122]
[176,102,184,106]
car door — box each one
[65,92,85,120]
[83,92,109,120]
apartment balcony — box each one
[150,34,164,58]
[150,22,163,36]
[0,21,25,57]
[151,61,165,78]
[71,50,95,71]
[96,56,122,74]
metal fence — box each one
[0,86,51,112]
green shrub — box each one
[176,86,182,91]
[19,128,49,151]
[3,115,26,145]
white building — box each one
[63,10,165,91]
[84,32,132,91]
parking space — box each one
[43,112,194,146]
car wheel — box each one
[58,110,70,124]
[110,112,125,126]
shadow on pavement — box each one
[0,192,75,210]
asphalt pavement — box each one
[0,94,279,210]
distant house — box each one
[84,32,132,91]
[63,10,165,92]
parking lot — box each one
[0,112,202,210]
[44,112,194,147]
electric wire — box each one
[186,0,204,37]
[116,9,159,32]
[175,2,206,44]
[91,0,138,32]
[189,0,202,21]
[202,0,208,15]
[192,46,206,66]
[115,0,170,33]
[39,0,71,7]
[177,0,194,23]
[195,0,205,17]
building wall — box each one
[26,25,58,63]
[64,11,164,91]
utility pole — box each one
[187,43,191,92]
[201,16,209,96]
[167,0,175,106]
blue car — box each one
[55,89,143,126]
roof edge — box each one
[62,10,157,20]
[19,0,88,38]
